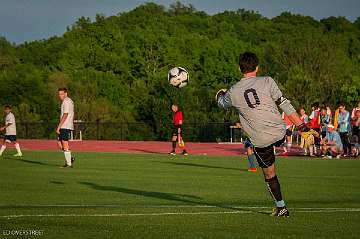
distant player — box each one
[217,52,308,217]
[244,138,257,172]
[0,105,22,157]
[169,104,188,156]
[57,88,75,168]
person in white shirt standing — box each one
[0,105,22,157]
[57,88,75,168]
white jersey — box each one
[5,112,16,135]
[60,97,74,130]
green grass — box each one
[0,150,359,239]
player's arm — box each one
[56,113,68,133]
[216,89,232,109]
[1,120,13,131]
[268,77,308,131]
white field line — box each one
[2,209,360,218]
[0,204,359,210]
[1,206,360,218]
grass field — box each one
[0,150,359,239]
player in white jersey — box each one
[0,105,22,157]
[217,52,309,217]
[57,88,75,168]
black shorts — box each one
[57,129,71,141]
[172,126,182,137]
[253,137,285,168]
[4,135,17,142]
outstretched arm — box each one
[269,77,307,130]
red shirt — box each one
[310,110,320,129]
[173,111,183,126]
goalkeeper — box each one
[216,52,309,217]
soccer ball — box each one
[168,66,189,88]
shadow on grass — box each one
[79,181,270,216]
[49,180,65,185]
[79,181,201,204]
[13,157,54,166]
[156,161,248,172]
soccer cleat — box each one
[182,150,188,156]
[13,153,22,157]
[169,151,176,156]
[271,207,290,217]
[248,168,257,172]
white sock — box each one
[64,151,72,166]
[15,143,22,155]
[0,145,6,155]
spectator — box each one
[299,107,309,125]
[309,102,321,153]
[337,103,351,156]
[282,112,294,154]
[351,101,360,144]
[326,105,333,123]
[319,107,331,139]
[309,102,321,132]
[320,124,343,159]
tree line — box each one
[0,2,359,140]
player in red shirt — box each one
[169,104,188,156]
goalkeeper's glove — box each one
[215,89,227,101]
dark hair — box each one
[311,102,319,108]
[238,52,259,74]
[4,105,11,109]
[58,87,68,93]
[338,102,345,107]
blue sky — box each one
[1,0,359,44]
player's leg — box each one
[253,143,289,217]
[247,147,257,172]
[169,128,177,155]
[57,140,63,151]
[330,146,341,159]
[59,129,74,168]
[12,138,22,157]
[61,140,73,167]
[0,138,7,156]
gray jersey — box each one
[60,97,74,130]
[218,76,296,148]
[5,112,16,135]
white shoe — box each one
[13,153,22,157]
[336,155,341,159]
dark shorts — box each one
[286,128,293,137]
[57,129,71,141]
[4,135,17,142]
[244,138,253,148]
[253,137,285,168]
[172,126,182,137]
